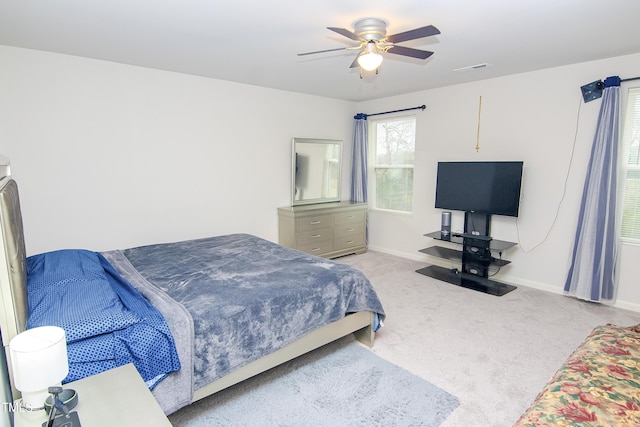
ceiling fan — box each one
[298,18,441,73]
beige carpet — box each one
[336,251,640,427]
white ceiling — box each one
[1,0,640,102]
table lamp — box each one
[9,326,68,411]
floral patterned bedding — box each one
[515,323,640,426]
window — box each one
[369,116,416,212]
[620,87,640,242]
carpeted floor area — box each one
[169,336,458,426]
[336,251,640,426]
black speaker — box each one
[441,211,451,236]
[581,80,604,103]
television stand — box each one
[416,230,517,296]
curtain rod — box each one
[354,104,425,119]
[581,76,640,103]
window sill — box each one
[369,207,413,217]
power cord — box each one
[488,251,503,277]
[517,93,583,253]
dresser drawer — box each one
[295,214,333,230]
[278,202,367,259]
[334,235,366,251]
[298,240,334,256]
[334,209,365,224]
[334,222,365,239]
[296,227,332,246]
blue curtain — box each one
[351,113,368,243]
[350,113,368,203]
[564,76,621,302]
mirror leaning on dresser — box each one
[282,137,367,259]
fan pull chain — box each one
[476,96,482,152]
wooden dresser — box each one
[278,201,367,259]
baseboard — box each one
[501,273,640,313]
[495,273,559,294]
[367,245,427,263]
[608,299,640,313]
[367,245,640,314]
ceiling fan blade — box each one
[297,47,348,56]
[327,26,362,41]
[386,25,440,43]
[349,55,360,69]
[387,45,434,60]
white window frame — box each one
[368,115,416,214]
[619,86,640,244]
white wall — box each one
[1,45,639,311]
[357,53,640,311]
[0,46,356,254]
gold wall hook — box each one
[476,95,482,152]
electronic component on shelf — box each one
[451,233,492,241]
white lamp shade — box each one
[357,52,383,71]
[9,326,68,409]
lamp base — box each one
[20,389,50,411]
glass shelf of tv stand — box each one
[423,231,517,252]
[418,246,511,267]
[417,231,518,296]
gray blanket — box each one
[102,250,194,415]
[104,234,385,413]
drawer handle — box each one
[346,228,355,232]
[347,215,354,219]
[347,240,354,244]
[311,247,321,252]
[311,234,321,238]
[310,221,321,225]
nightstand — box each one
[14,363,171,426]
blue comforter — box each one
[26,249,180,387]
[118,233,385,389]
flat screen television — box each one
[434,161,524,217]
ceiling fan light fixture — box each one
[358,41,383,71]
[302,19,440,74]
[358,52,383,71]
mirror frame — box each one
[291,138,343,206]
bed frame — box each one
[0,156,375,409]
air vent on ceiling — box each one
[453,63,492,72]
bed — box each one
[0,158,385,415]
[515,323,640,426]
